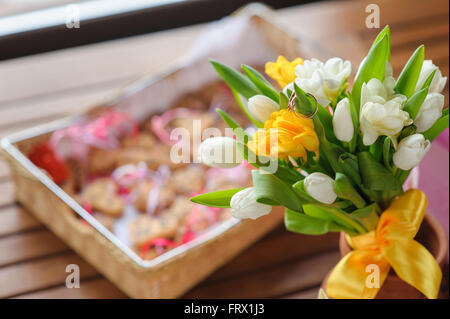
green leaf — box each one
[235,142,303,184]
[252,170,303,212]
[293,83,338,143]
[372,25,391,61]
[403,87,428,120]
[397,169,412,185]
[338,153,379,202]
[242,64,279,103]
[210,60,260,99]
[279,91,289,110]
[338,153,361,185]
[334,173,366,208]
[303,204,366,234]
[423,114,449,142]
[230,88,263,128]
[285,208,344,235]
[421,69,436,90]
[347,94,359,152]
[358,151,402,192]
[350,204,380,231]
[394,45,425,98]
[369,139,383,162]
[382,137,393,171]
[190,188,245,208]
[398,125,416,142]
[294,83,316,112]
[352,33,390,113]
[293,179,354,209]
[216,108,252,143]
[292,180,316,203]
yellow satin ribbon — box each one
[326,189,442,299]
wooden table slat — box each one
[0,229,69,267]
[184,250,340,299]
[0,182,15,208]
[12,278,126,299]
[0,205,42,237]
[0,253,98,298]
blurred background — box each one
[0,0,320,60]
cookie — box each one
[116,145,185,171]
[121,133,156,150]
[88,147,118,175]
[116,148,155,168]
[168,166,205,194]
[164,196,194,220]
[187,205,218,234]
[80,178,124,217]
[134,180,175,213]
[129,214,179,247]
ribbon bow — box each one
[326,189,442,299]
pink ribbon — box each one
[50,110,138,160]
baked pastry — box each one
[80,178,124,217]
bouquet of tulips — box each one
[191,26,448,299]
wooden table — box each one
[0,0,448,299]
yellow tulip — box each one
[247,109,319,162]
[265,56,303,88]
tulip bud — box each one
[393,134,431,170]
[247,95,279,123]
[198,136,243,168]
[332,98,354,142]
[414,93,445,133]
[230,187,272,220]
[415,60,448,94]
[304,172,337,204]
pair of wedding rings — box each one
[287,92,319,119]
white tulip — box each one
[415,60,448,94]
[295,59,330,106]
[393,134,431,170]
[360,78,411,146]
[198,137,243,168]
[248,95,279,123]
[294,57,351,106]
[230,187,272,220]
[385,61,394,78]
[322,57,351,100]
[361,78,403,106]
[333,98,354,142]
[360,98,412,146]
[304,172,337,205]
[414,93,445,132]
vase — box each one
[321,212,448,299]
